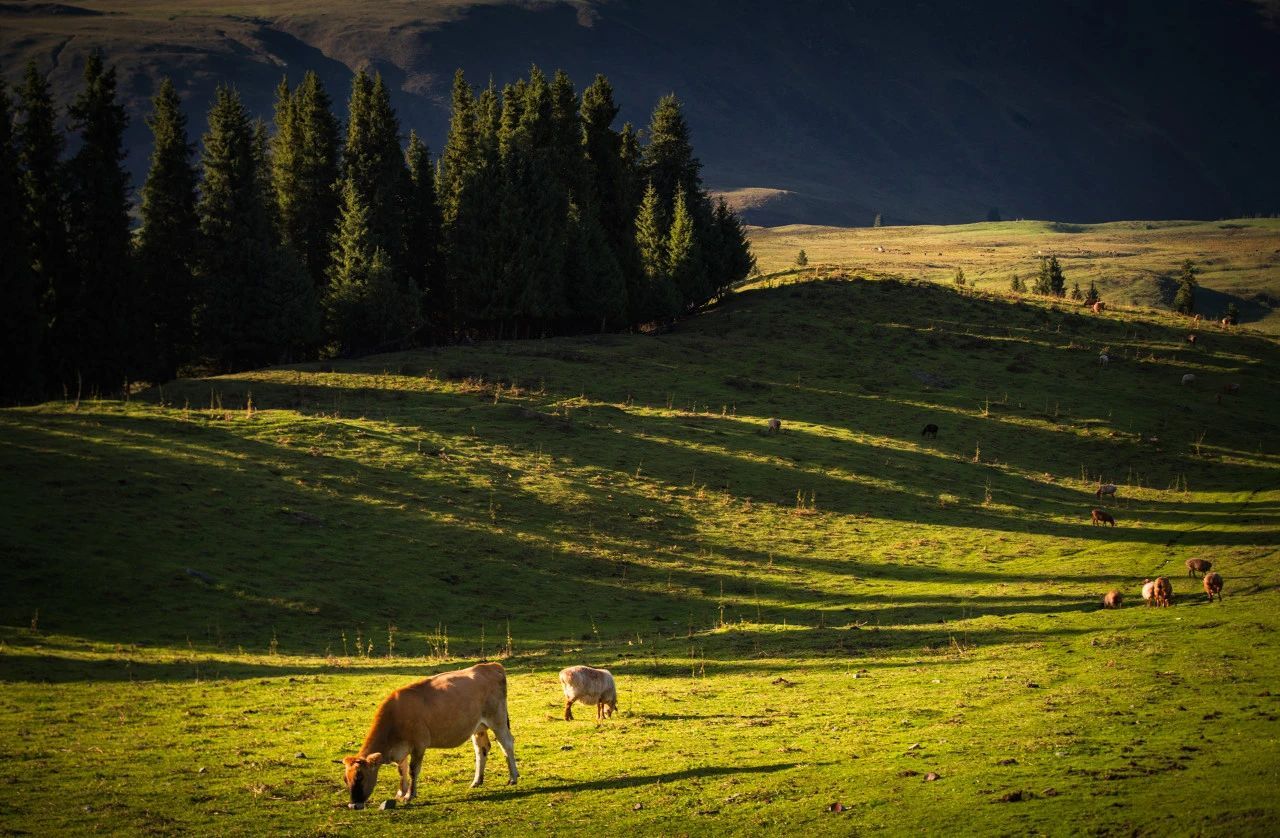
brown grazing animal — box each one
[1203,572,1223,602]
[1096,483,1118,500]
[921,423,939,438]
[1186,334,1197,346]
[1142,579,1156,606]
[766,417,782,434]
[559,665,618,721]
[1091,301,1106,313]
[1153,576,1173,607]
[1185,558,1212,578]
[1102,590,1124,609]
[1091,508,1116,527]
[341,663,517,809]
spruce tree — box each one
[667,188,703,310]
[1224,302,1239,325]
[873,212,882,228]
[1069,281,1083,301]
[953,267,966,286]
[197,85,318,370]
[403,131,444,309]
[136,77,199,383]
[644,93,701,204]
[0,79,43,402]
[1048,256,1066,297]
[1084,280,1100,305]
[272,72,342,288]
[634,180,678,323]
[1033,256,1053,295]
[1009,273,1025,293]
[796,249,808,266]
[617,121,645,322]
[326,177,419,355]
[16,60,67,393]
[64,52,133,394]
[344,71,407,265]
[1174,257,1199,314]
[710,197,755,299]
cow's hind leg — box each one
[486,706,519,785]
[406,748,424,801]
[397,757,412,801]
[470,727,491,788]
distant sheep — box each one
[766,417,782,435]
[1102,590,1124,609]
[559,666,617,721]
[1185,558,1212,578]
[1096,483,1118,500]
[1098,353,1109,366]
[1203,571,1223,603]
[1182,374,1196,386]
[921,423,939,438]
[1142,579,1156,606]
[1091,508,1116,527]
[1186,334,1197,346]
[1153,576,1173,607]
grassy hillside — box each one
[749,218,1280,333]
[2,276,1279,834]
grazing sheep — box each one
[1153,576,1173,607]
[1091,508,1116,527]
[1142,579,1156,606]
[1182,374,1196,385]
[1098,353,1110,366]
[1096,483,1118,500]
[559,666,617,721]
[766,417,782,435]
[921,423,939,438]
[1186,334,1197,346]
[1185,558,1212,578]
[1102,590,1124,609]
[1222,383,1239,395]
[1203,572,1224,603]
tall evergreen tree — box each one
[667,188,703,310]
[343,71,408,267]
[634,180,678,323]
[1173,261,1198,315]
[1084,280,1100,305]
[64,52,133,394]
[283,71,343,288]
[1047,255,1066,297]
[15,60,66,393]
[197,85,318,370]
[325,177,418,355]
[403,131,444,312]
[643,93,701,205]
[1033,256,1053,295]
[135,77,199,383]
[0,79,42,402]
[709,197,755,300]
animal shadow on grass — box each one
[470,761,806,801]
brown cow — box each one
[1186,334,1197,346]
[1185,558,1212,578]
[1102,590,1124,609]
[1203,572,1223,602]
[1091,301,1106,313]
[560,665,618,721]
[1142,579,1156,606]
[1091,508,1116,527]
[341,663,518,809]
[1153,576,1173,607]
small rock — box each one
[197,766,208,774]
[633,803,643,811]
[925,772,940,781]
[380,799,396,810]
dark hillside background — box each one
[3,0,1279,225]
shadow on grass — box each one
[467,761,808,801]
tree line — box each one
[1,56,754,403]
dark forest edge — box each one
[0,54,755,404]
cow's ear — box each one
[342,756,360,766]
[364,752,383,766]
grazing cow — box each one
[1091,508,1116,527]
[1222,383,1240,395]
[1098,353,1110,366]
[341,663,517,809]
[1203,572,1224,603]
[1185,558,1212,578]
[560,665,618,721]
[1091,301,1106,313]
[1186,334,1197,346]
[1182,374,1196,386]
[766,417,782,435]
[1220,317,1231,327]
[921,423,939,438]
[1142,579,1156,606]
[1153,576,1173,607]
[1102,590,1124,609]
[1193,314,1202,323]
[1096,483,1118,500]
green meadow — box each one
[3,273,1279,834]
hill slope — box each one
[3,0,1280,224]
[2,276,1279,833]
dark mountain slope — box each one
[2,0,1278,224]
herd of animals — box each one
[340,335,1238,810]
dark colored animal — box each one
[1203,572,1223,602]
[1091,508,1116,527]
[1222,383,1239,395]
[1186,334,1197,346]
[1102,590,1124,609]
[341,663,517,809]
[1096,483,1118,500]
[921,423,939,438]
[1153,576,1173,607]
[1185,558,1212,578]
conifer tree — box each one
[1033,256,1053,295]
[1224,302,1239,325]
[953,267,966,286]
[563,201,627,331]
[1009,273,1025,293]
[272,71,341,288]
[873,212,882,228]
[197,85,318,370]
[0,79,42,402]
[710,198,754,299]
[16,60,66,392]
[1084,280,1100,305]
[1069,281,1083,301]
[634,180,678,323]
[438,69,479,225]
[325,177,419,355]
[644,94,701,204]
[667,188,703,309]
[403,132,444,308]
[1047,255,1066,297]
[796,249,808,266]
[135,77,199,383]
[1172,258,1199,315]
[64,52,133,393]
[344,71,407,265]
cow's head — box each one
[602,688,618,719]
[341,753,383,809]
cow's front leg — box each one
[406,748,424,801]
[470,729,491,788]
[564,698,575,721]
[396,757,412,800]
